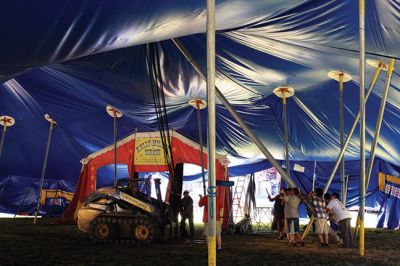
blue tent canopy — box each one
[1,1,400,223]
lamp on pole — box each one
[106,105,123,187]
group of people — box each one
[269,187,353,248]
[179,190,223,250]
[180,186,353,251]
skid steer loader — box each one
[77,178,175,244]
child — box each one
[283,188,303,246]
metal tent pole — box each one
[34,114,56,225]
[0,124,7,159]
[172,38,297,188]
[189,99,207,196]
[197,101,207,196]
[302,66,382,240]
[283,95,290,176]
[206,0,217,264]
[326,71,352,199]
[273,87,294,178]
[359,0,366,256]
[339,74,346,205]
[312,161,317,192]
[365,59,395,192]
[0,116,15,160]
[114,111,117,186]
[354,59,394,239]
[323,65,382,194]
[106,105,123,187]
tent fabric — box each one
[0,1,400,227]
[377,181,400,230]
[60,131,229,223]
[0,176,75,215]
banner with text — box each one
[134,137,168,165]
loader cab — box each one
[116,178,148,199]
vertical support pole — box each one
[0,123,7,159]
[323,66,382,194]
[283,94,290,177]
[359,0,366,256]
[312,160,316,192]
[113,110,117,187]
[196,101,207,196]
[0,116,15,160]
[106,106,123,186]
[339,74,347,205]
[33,120,55,225]
[206,0,217,263]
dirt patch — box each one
[0,219,398,265]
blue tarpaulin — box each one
[0,1,400,226]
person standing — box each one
[326,193,353,248]
[180,190,194,238]
[269,189,285,240]
[311,188,330,247]
[199,195,222,251]
[283,188,303,246]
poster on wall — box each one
[254,167,281,207]
[134,137,168,165]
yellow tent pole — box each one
[354,60,392,239]
[206,0,216,264]
[302,216,314,240]
[358,0,366,257]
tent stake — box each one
[34,114,56,225]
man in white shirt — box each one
[326,193,353,248]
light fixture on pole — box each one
[106,105,123,187]
[0,115,15,160]
[189,98,207,197]
[328,70,352,205]
[273,86,295,179]
[34,114,56,225]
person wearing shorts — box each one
[311,188,329,247]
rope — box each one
[146,43,175,177]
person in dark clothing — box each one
[269,189,285,240]
[180,190,194,238]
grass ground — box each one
[0,218,399,265]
